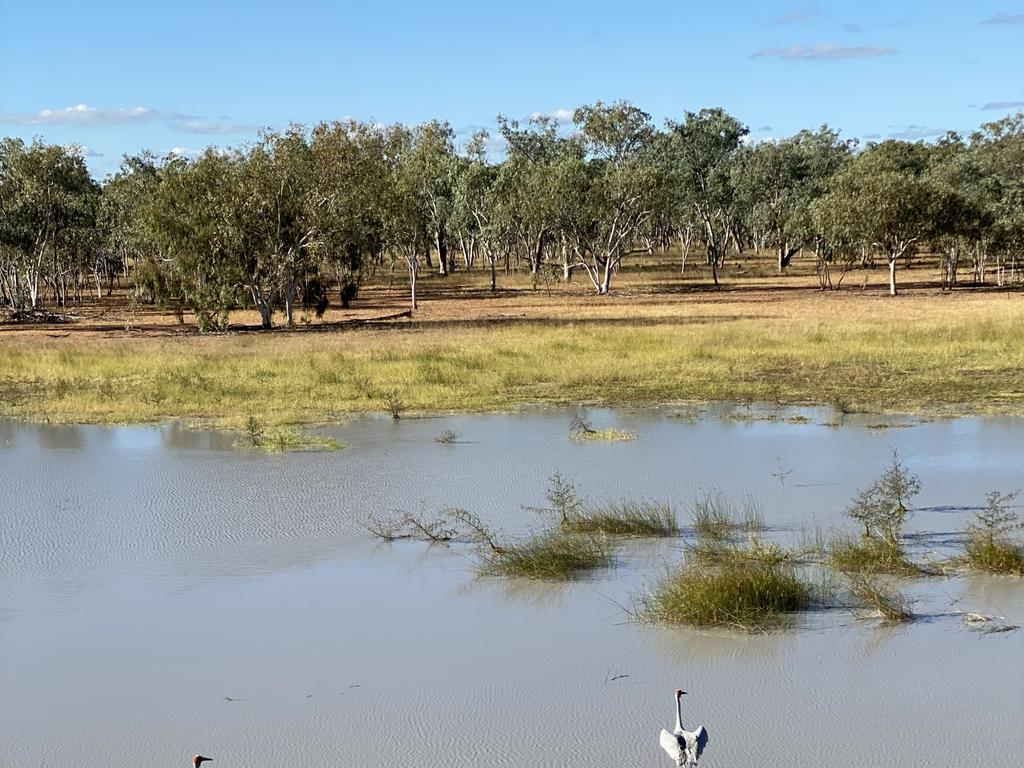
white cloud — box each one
[173,119,263,135]
[62,143,103,158]
[981,100,1024,110]
[529,107,574,124]
[0,104,190,127]
[753,43,896,61]
[887,125,945,140]
[981,12,1024,24]
[843,22,863,33]
[167,146,203,160]
[0,104,263,136]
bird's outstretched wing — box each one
[660,728,685,765]
[693,725,709,760]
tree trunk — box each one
[888,257,898,296]
[436,225,448,276]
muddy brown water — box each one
[1,407,1022,767]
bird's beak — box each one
[680,691,688,695]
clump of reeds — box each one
[236,415,343,453]
[535,473,677,537]
[638,541,814,632]
[637,492,817,632]
[434,429,460,444]
[479,530,612,580]
[686,492,765,564]
[568,414,636,442]
[845,575,914,623]
[827,532,923,576]
[964,491,1024,575]
[563,500,678,536]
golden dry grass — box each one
[1,255,1022,425]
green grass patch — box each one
[561,499,679,537]
[236,415,343,453]
[480,530,613,580]
[827,533,923,575]
[964,538,1024,575]
[639,542,816,632]
[569,427,637,442]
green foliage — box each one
[844,450,921,544]
[827,532,922,575]
[965,490,1024,574]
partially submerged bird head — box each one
[193,756,213,767]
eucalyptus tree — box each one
[0,138,98,310]
[662,109,748,289]
[813,140,932,296]
[970,113,1024,283]
[99,152,161,293]
[567,100,659,294]
[735,127,851,272]
[239,127,321,327]
[386,124,430,311]
[925,133,993,288]
[309,119,391,307]
[402,120,457,275]
[141,149,246,331]
[493,114,568,275]
[452,131,504,290]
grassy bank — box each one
[1,289,1022,425]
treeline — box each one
[1,103,1021,330]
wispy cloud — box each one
[776,8,819,24]
[173,118,264,135]
[0,103,263,136]
[843,22,863,33]
[0,104,190,127]
[752,43,896,61]
[887,125,946,140]
[981,12,1024,24]
[981,100,1024,110]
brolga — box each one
[192,756,213,767]
[659,688,709,766]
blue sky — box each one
[1,0,1021,175]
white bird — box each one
[659,688,709,766]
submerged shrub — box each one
[846,575,914,623]
[965,491,1024,574]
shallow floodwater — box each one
[1,407,1022,767]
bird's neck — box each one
[675,696,684,732]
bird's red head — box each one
[193,756,213,767]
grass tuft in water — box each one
[827,533,923,575]
[846,575,914,623]
[964,491,1024,575]
[480,530,613,580]
[536,473,677,537]
[639,541,814,632]
[569,414,636,442]
[236,416,342,453]
[562,499,679,537]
